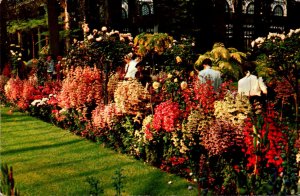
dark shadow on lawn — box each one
[1,139,83,155]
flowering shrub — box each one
[243,115,288,174]
[214,93,252,125]
[91,103,122,131]
[152,100,181,132]
[57,66,102,111]
[251,28,300,125]
[193,79,217,113]
[114,80,150,115]
[201,119,244,156]
[0,75,9,103]
[4,77,23,105]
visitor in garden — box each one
[55,56,62,80]
[45,55,54,80]
[238,61,268,110]
[198,58,222,90]
[124,53,142,80]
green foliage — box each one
[112,167,126,196]
[7,18,46,34]
[86,176,104,196]
[134,33,173,57]
[0,163,20,196]
[195,42,246,80]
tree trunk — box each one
[0,0,8,72]
[37,26,42,54]
[64,0,71,52]
[47,0,60,57]
[32,31,35,59]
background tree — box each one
[0,0,8,72]
[47,0,60,57]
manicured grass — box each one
[0,106,197,195]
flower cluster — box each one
[141,115,154,142]
[251,37,266,48]
[214,93,252,125]
[193,79,217,113]
[152,100,181,132]
[201,119,244,156]
[57,66,102,110]
[107,73,122,102]
[242,114,288,174]
[0,75,9,102]
[114,80,150,115]
[91,103,122,130]
[287,28,300,38]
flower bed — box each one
[2,26,299,195]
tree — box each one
[47,0,60,56]
[0,0,8,72]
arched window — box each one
[225,2,229,13]
[122,0,129,19]
[247,3,255,14]
[122,8,128,19]
[141,3,151,16]
[273,5,283,16]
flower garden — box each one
[1,25,300,195]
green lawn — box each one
[0,106,197,195]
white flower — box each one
[17,58,21,61]
[31,100,40,106]
[152,81,160,90]
[101,26,107,32]
[189,172,193,176]
[188,186,193,190]
[96,37,102,42]
[168,181,172,184]
[120,37,125,42]
[42,97,49,102]
[191,42,195,46]
[180,81,188,90]
[87,34,94,40]
[193,178,197,182]
[19,53,22,57]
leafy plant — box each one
[112,167,126,196]
[86,176,104,196]
[195,42,247,80]
[0,163,20,196]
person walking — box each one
[238,61,268,112]
[198,58,222,91]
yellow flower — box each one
[152,81,160,89]
[180,81,188,90]
[189,71,195,77]
[167,73,173,79]
[176,56,182,63]
[174,78,178,83]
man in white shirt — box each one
[198,58,222,91]
[124,54,141,80]
[238,62,267,97]
[238,61,268,112]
